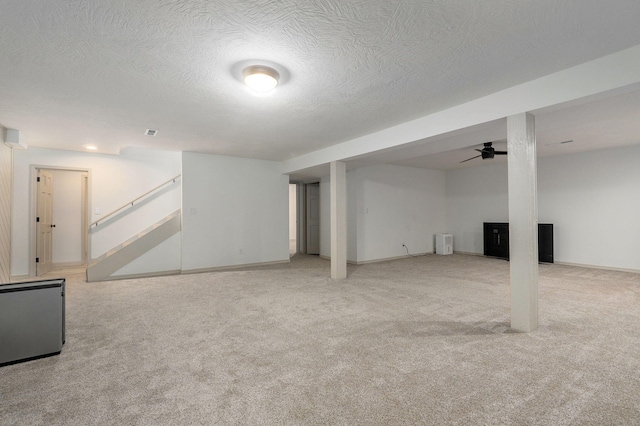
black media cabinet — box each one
[483,222,554,263]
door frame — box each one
[29,165,92,277]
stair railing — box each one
[89,175,181,228]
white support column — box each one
[507,112,539,332]
[330,161,347,279]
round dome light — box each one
[242,65,280,92]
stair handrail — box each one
[89,174,181,228]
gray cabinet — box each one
[0,278,65,366]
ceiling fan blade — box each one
[460,155,482,163]
[494,151,507,155]
[474,149,484,153]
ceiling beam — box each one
[282,44,640,175]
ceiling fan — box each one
[460,142,507,163]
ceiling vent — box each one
[145,129,158,136]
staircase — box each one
[86,210,181,282]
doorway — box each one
[294,182,320,256]
[305,183,320,255]
[290,182,322,256]
[33,167,89,276]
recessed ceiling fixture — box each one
[85,145,97,151]
[242,65,280,93]
[145,129,158,136]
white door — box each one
[306,183,320,255]
[37,170,54,275]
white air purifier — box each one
[435,234,453,255]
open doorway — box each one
[305,183,320,255]
[33,167,89,276]
[293,182,320,256]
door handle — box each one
[51,224,56,228]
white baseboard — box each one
[9,274,31,282]
[354,253,433,265]
[452,251,483,257]
[103,269,182,281]
[554,261,640,274]
[52,261,86,269]
[97,259,292,281]
[181,259,290,275]
[321,253,434,265]
[451,251,640,273]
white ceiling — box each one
[1,0,640,172]
[364,87,640,171]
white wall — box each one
[445,162,509,254]
[446,144,640,271]
[347,173,358,261]
[181,152,289,271]
[289,184,297,240]
[351,164,447,262]
[0,142,12,283]
[320,164,447,263]
[12,147,181,277]
[537,145,640,270]
[50,169,84,265]
[320,175,331,258]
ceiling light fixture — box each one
[85,145,97,151]
[242,65,280,92]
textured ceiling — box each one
[384,87,640,170]
[1,0,640,166]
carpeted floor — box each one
[1,254,639,425]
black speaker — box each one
[483,222,554,263]
[538,224,554,263]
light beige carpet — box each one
[1,254,640,425]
